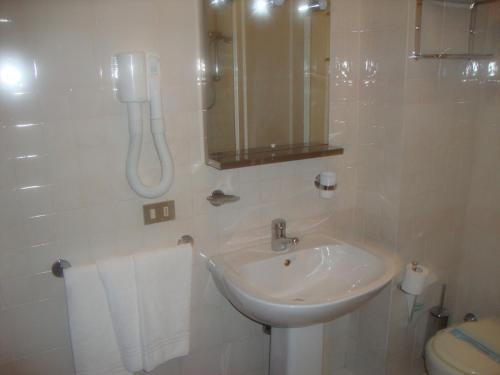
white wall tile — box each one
[1,0,496,374]
[6,299,70,360]
[0,346,74,375]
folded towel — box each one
[64,265,131,375]
[135,244,192,371]
[98,244,192,372]
[97,256,142,372]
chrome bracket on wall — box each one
[177,235,194,245]
[207,190,240,207]
[52,259,72,278]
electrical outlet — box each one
[143,200,175,225]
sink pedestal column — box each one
[270,324,324,375]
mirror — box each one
[201,0,342,169]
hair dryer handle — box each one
[147,54,163,120]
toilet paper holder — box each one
[399,283,425,322]
[399,261,433,322]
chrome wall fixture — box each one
[52,235,195,278]
[209,0,232,7]
[267,0,286,7]
[314,174,337,191]
[51,259,72,278]
[463,312,479,322]
[251,0,285,14]
[207,190,240,206]
[177,235,194,246]
[298,0,328,12]
[411,0,499,60]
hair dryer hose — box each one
[125,103,174,198]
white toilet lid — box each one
[429,318,500,375]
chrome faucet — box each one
[271,219,299,252]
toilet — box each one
[425,318,500,375]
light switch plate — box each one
[143,200,175,225]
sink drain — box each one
[284,259,291,267]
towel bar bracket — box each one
[52,258,72,278]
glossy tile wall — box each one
[455,78,500,320]
[0,1,497,375]
[329,0,500,375]
[454,4,500,323]
[0,1,357,374]
[332,0,408,373]
[387,2,499,374]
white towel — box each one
[97,257,142,372]
[98,244,192,372]
[135,245,192,371]
[64,265,131,375]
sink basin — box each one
[208,232,401,375]
[208,233,401,328]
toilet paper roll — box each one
[401,262,429,295]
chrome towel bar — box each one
[52,235,195,278]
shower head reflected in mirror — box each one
[209,0,231,8]
[252,0,285,15]
[298,0,328,12]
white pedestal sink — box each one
[270,324,324,375]
[208,233,401,375]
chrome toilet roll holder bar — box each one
[52,234,194,278]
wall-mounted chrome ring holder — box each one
[314,175,337,191]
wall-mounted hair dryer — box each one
[114,52,174,198]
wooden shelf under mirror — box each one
[207,144,344,170]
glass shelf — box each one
[412,0,499,60]
[410,53,494,60]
